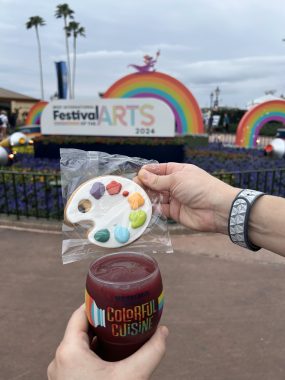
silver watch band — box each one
[228,189,265,251]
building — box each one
[0,87,39,125]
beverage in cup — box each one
[85,252,164,361]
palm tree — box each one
[66,21,86,98]
[55,3,74,99]
[26,16,46,100]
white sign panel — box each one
[41,99,175,137]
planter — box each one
[33,135,208,162]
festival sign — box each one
[41,98,175,137]
[104,71,204,135]
[25,101,48,125]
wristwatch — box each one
[228,189,265,251]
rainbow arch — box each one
[236,100,285,147]
[103,72,204,135]
[25,101,48,125]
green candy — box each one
[94,229,110,243]
[129,210,147,229]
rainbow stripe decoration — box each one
[25,101,48,125]
[158,291,164,312]
[85,290,106,328]
[236,100,285,147]
[104,72,204,135]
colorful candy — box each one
[128,192,145,210]
[78,199,92,213]
[94,229,110,243]
[90,182,105,200]
[114,225,130,243]
[106,180,122,195]
[129,210,147,228]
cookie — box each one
[64,175,152,248]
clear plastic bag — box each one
[60,149,173,264]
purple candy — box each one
[90,182,105,200]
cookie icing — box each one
[65,175,152,248]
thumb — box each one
[138,168,172,192]
[122,326,169,378]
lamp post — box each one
[214,86,220,109]
[210,92,214,109]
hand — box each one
[138,163,240,234]
[48,305,168,380]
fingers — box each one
[142,162,184,176]
[160,204,170,219]
[47,360,55,380]
[87,322,96,346]
[134,175,170,203]
[63,305,90,348]
[122,326,169,378]
[138,168,173,192]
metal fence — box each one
[209,133,273,147]
[214,168,285,196]
[0,168,285,220]
[0,170,62,220]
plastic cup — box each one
[85,252,164,361]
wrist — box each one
[248,195,270,247]
[214,186,241,235]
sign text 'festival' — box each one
[41,99,175,137]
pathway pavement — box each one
[1,225,285,380]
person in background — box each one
[223,113,230,133]
[207,111,214,135]
[9,110,18,131]
[0,110,9,139]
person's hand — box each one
[48,305,168,380]
[138,163,240,234]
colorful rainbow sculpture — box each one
[25,101,48,125]
[104,72,204,135]
[236,100,285,147]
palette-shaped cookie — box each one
[65,175,152,248]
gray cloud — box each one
[1,0,285,108]
[180,55,285,84]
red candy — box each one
[122,191,129,197]
[106,180,122,195]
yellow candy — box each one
[128,192,145,210]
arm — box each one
[245,195,285,256]
[137,163,285,257]
[213,189,285,256]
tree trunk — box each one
[72,36,77,98]
[64,18,72,99]
[35,26,44,100]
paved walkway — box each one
[1,225,285,380]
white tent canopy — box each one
[246,94,282,110]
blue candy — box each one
[114,225,130,244]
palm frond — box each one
[26,16,46,29]
[55,3,74,19]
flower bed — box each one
[9,142,285,174]
[185,143,285,172]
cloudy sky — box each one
[1,0,285,108]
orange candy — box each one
[128,192,145,210]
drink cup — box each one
[85,252,164,361]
